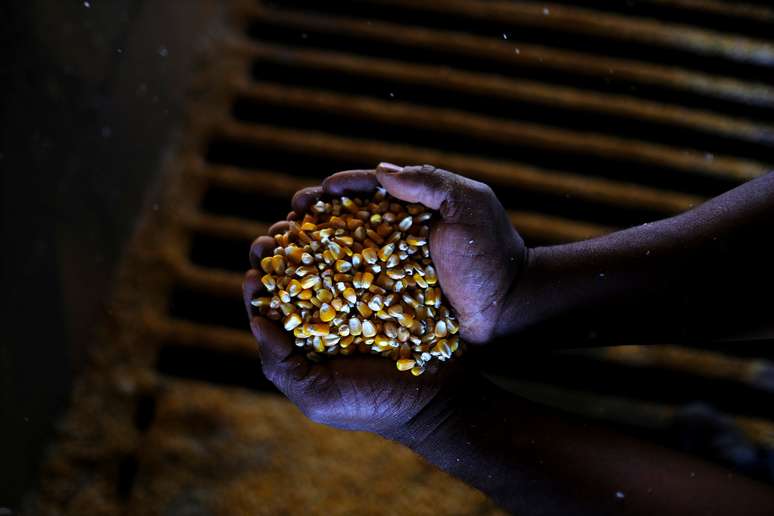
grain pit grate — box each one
[33,1,774,513]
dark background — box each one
[1,1,211,509]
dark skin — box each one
[244,164,774,515]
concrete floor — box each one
[1,1,216,509]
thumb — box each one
[375,163,484,221]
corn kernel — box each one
[396,358,415,371]
[250,296,271,308]
[261,274,276,291]
[361,320,377,338]
[283,313,302,330]
[300,275,321,289]
[320,303,336,322]
[343,287,357,304]
[357,301,373,318]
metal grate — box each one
[34,1,773,513]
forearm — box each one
[496,172,774,345]
[389,379,774,516]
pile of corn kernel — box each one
[251,188,461,375]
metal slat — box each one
[242,41,774,147]
[196,165,614,242]
[237,80,770,181]
[628,0,774,23]
[246,4,774,108]
[376,0,774,66]
[211,122,703,220]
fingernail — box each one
[377,162,403,174]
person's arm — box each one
[388,376,774,516]
[495,171,774,347]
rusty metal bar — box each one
[241,41,774,147]
[144,315,256,356]
[375,0,774,66]
[246,4,774,107]
[237,80,771,181]
[502,379,774,447]
[579,345,773,391]
[635,0,774,23]
[213,121,705,217]
[195,165,614,242]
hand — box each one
[291,163,526,343]
[243,235,465,439]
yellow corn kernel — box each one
[367,295,384,312]
[329,215,346,228]
[331,297,345,311]
[301,252,314,265]
[357,301,373,318]
[447,319,459,335]
[362,247,378,264]
[413,273,428,288]
[324,334,341,346]
[362,320,377,338]
[283,313,302,331]
[301,222,317,231]
[298,289,314,300]
[250,296,271,308]
[320,303,336,322]
[424,265,438,285]
[411,366,425,376]
[305,323,330,336]
[286,279,301,297]
[260,256,274,274]
[261,274,276,291]
[349,317,362,336]
[378,243,395,262]
[435,320,448,338]
[360,271,374,289]
[406,235,427,246]
[386,268,405,280]
[279,290,291,303]
[335,260,352,272]
[295,265,316,277]
[343,287,357,304]
[340,335,355,348]
[341,196,358,213]
[271,255,286,274]
[375,334,393,347]
[449,335,460,353]
[386,304,403,318]
[396,358,416,371]
[300,275,321,289]
[315,289,332,303]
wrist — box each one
[381,372,508,452]
[492,245,551,338]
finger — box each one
[267,220,290,236]
[375,163,485,221]
[242,269,263,316]
[291,186,324,214]
[322,169,379,197]
[249,315,310,381]
[287,211,298,221]
[249,235,277,269]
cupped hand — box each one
[244,235,464,439]
[292,163,526,343]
